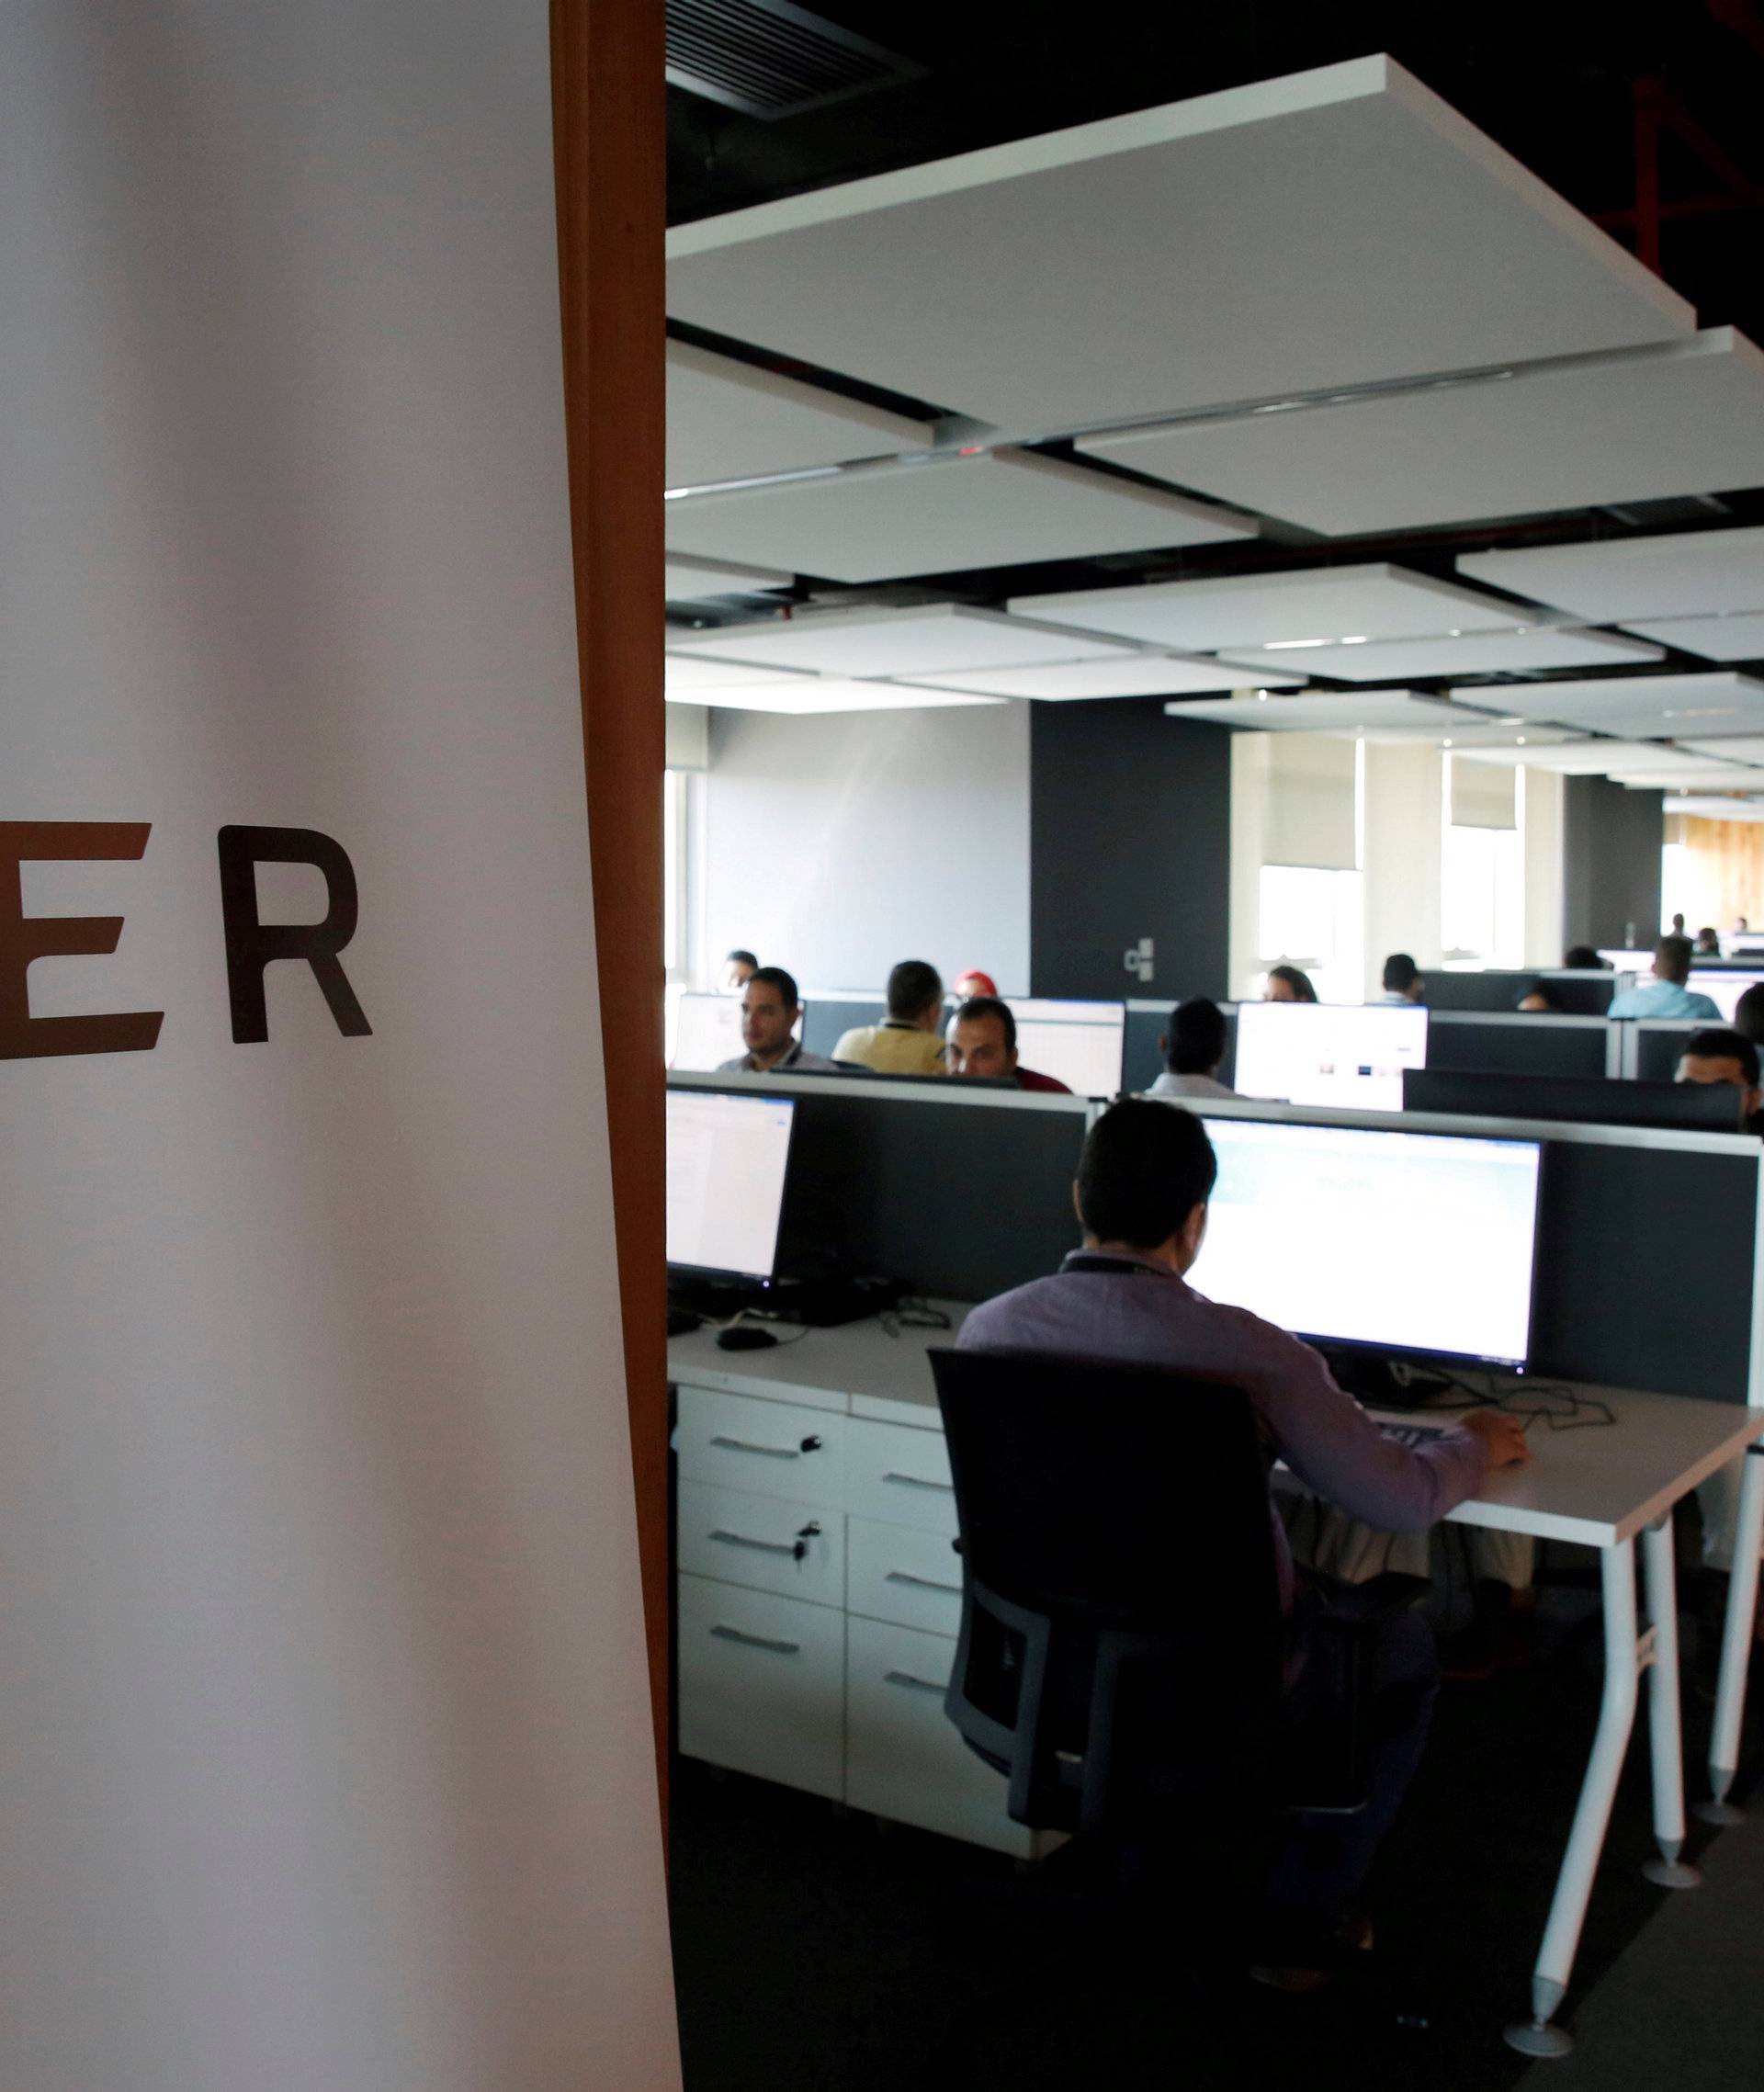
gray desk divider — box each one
[1426,968,1615,1016]
[1125,999,1238,1092]
[797,989,886,1061]
[669,1069,1088,1306]
[1426,1010,1617,1080]
[1627,1021,1696,1085]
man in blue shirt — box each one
[1607,934,1722,1020]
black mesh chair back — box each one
[930,1347,1284,1847]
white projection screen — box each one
[0,5,680,2087]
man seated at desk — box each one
[1608,934,1722,1021]
[1677,1025,1764,1131]
[717,967,839,1077]
[957,1099,1528,1982]
[1143,996,1237,1101]
[833,959,949,1076]
[944,994,1071,1092]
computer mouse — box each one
[716,1324,779,1351]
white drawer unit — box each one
[844,1615,1032,1858]
[677,1478,845,1609]
[847,1515,965,1637]
[678,1574,845,1801]
[844,1414,958,1534]
[675,1383,847,1509]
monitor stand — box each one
[668,1269,907,1329]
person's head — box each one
[1564,945,1605,970]
[721,948,759,991]
[740,967,801,1062]
[1263,965,1317,1004]
[1671,913,1686,935]
[1740,918,1751,933]
[1678,1027,1762,1120]
[1736,982,1764,1046]
[945,995,1018,1079]
[1696,926,1723,955]
[1074,1099,1217,1271]
[1654,933,1694,986]
[1382,952,1422,1001]
[1164,997,1228,1076]
[952,968,998,1001]
[886,958,944,1029]
[1516,980,1564,1013]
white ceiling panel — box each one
[663,653,817,696]
[666,56,1689,434]
[1456,524,1764,620]
[899,654,1305,701]
[1608,759,1764,787]
[1076,331,1764,536]
[1453,670,1764,741]
[666,604,1133,678]
[1216,625,1663,682]
[664,551,793,600]
[1619,612,1764,662]
[1457,740,1762,777]
[694,677,1007,715]
[1012,562,1522,652]
[1660,795,1764,820]
[1162,689,1485,739]
[666,341,935,490]
[663,447,1251,582]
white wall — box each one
[704,703,1033,991]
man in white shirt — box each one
[1608,934,1722,1021]
[716,967,839,1075]
[1379,953,1424,1005]
[1144,998,1237,1102]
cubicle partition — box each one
[798,989,886,1060]
[1427,1011,1617,1080]
[1427,969,1616,1016]
[1628,1022,1697,1084]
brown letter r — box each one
[0,822,164,1059]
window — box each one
[1256,863,1364,1005]
[663,768,686,981]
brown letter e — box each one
[0,822,164,1060]
[218,826,372,1045]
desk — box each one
[668,1315,1764,2058]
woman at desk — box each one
[958,1101,1529,1987]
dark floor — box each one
[670,1592,1763,2091]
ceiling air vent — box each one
[667,0,925,120]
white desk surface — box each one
[667,1309,1764,1549]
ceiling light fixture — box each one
[1261,637,1329,650]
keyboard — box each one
[1379,1420,1446,1449]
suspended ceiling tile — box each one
[693,677,1007,715]
[1456,523,1764,620]
[1216,625,1663,682]
[1619,611,1764,662]
[663,653,817,695]
[666,341,935,490]
[1012,562,1521,652]
[666,603,1133,678]
[664,551,793,600]
[898,654,1306,701]
[666,57,1690,434]
[1076,332,1764,536]
[1611,764,1764,787]
[662,447,1251,582]
[1161,688,1482,740]
[1661,795,1764,820]
[1457,740,1761,776]
[1678,734,1764,762]
[1454,669,1764,741]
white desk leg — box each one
[1506,1540,1641,2061]
[1641,1515,1700,1888]
[1699,1442,1764,1826]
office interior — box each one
[658,9,1764,2087]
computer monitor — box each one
[1232,1001,1428,1111]
[1195,1115,1542,1371]
[1672,970,1764,1022]
[1003,998,1125,1095]
[670,991,746,1071]
[665,1089,796,1280]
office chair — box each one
[929,1349,1427,1871]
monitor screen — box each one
[1195,1116,1542,1370]
[670,992,746,1071]
[1233,1001,1428,1111]
[1676,970,1764,1022]
[666,1089,796,1280]
[1004,998,1125,1095]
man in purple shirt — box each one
[958,1099,1529,1983]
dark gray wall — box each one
[1029,700,1232,1001]
[1562,776,1664,951]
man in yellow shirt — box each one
[833,960,947,1074]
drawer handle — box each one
[881,1470,953,1493]
[885,1569,962,1595]
[709,1623,800,1656]
[710,1523,820,1560]
[710,1432,821,1460]
[884,1668,947,1696]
